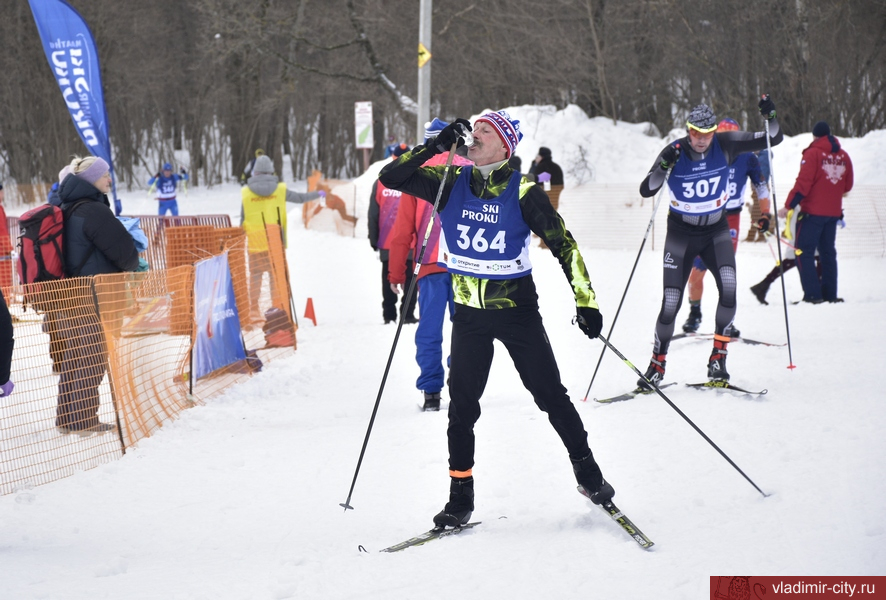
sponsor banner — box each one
[28,0,118,200]
[194,253,245,379]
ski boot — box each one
[422,391,441,412]
[433,476,474,528]
[726,323,741,338]
[637,353,666,391]
[571,451,615,505]
[749,281,770,305]
[707,338,730,381]
[682,304,702,333]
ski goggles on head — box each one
[686,121,718,134]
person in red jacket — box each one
[388,119,473,411]
[779,121,853,303]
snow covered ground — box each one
[2,107,885,599]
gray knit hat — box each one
[253,155,274,175]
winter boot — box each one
[433,476,474,528]
[707,338,730,381]
[637,353,666,391]
[422,391,441,412]
[682,303,702,333]
[571,452,615,505]
[750,281,770,305]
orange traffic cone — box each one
[304,297,317,326]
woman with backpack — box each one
[55,156,139,435]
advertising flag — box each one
[28,0,121,213]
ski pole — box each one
[582,148,677,401]
[597,334,768,498]
[341,140,461,512]
[762,95,796,370]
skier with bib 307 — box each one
[379,110,612,529]
[681,117,772,338]
[637,97,783,390]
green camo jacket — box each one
[378,144,598,311]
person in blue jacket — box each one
[147,162,188,216]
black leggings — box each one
[446,304,590,472]
[653,214,736,354]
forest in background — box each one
[1,0,884,191]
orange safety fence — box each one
[1,218,296,496]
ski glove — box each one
[659,143,680,170]
[0,380,13,397]
[431,118,472,154]
[757,213,771,233]
[576,307,603,339]
[537,172,552,183]
[758,95,776,120]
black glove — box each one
[758,95,776,120]
[154,172,161,179]
[180,168,187,175]
[757,213,771,233]
[659,143,681,170]
[576,307,603,339]
[432,118,472,154]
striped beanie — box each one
[474,110,523,158]
[424,118,449,143]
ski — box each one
[593,382,677,404]
[671,332,785,347]
[686,381,768,395]
[578,488,654,549]
[379,522,481,553]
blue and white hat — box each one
[424,118,449,144]
[474,110,523,157]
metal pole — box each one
[416,0,432,145]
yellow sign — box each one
[418,42,432,68]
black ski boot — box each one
[433,476,474,528]
[682,304,702,333]
[637,353,666,391]
[726,323,741,338]
[571,451,615,505]
[422,392,441,412]
[750,281,770,305]
[707,339,730,381]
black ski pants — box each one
[446,304,590,473]
[380,259,416,322]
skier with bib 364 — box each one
[379,110,612,528]
[637,97,783,390]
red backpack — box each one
[17,201,91,307]
[17,204,66,286]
